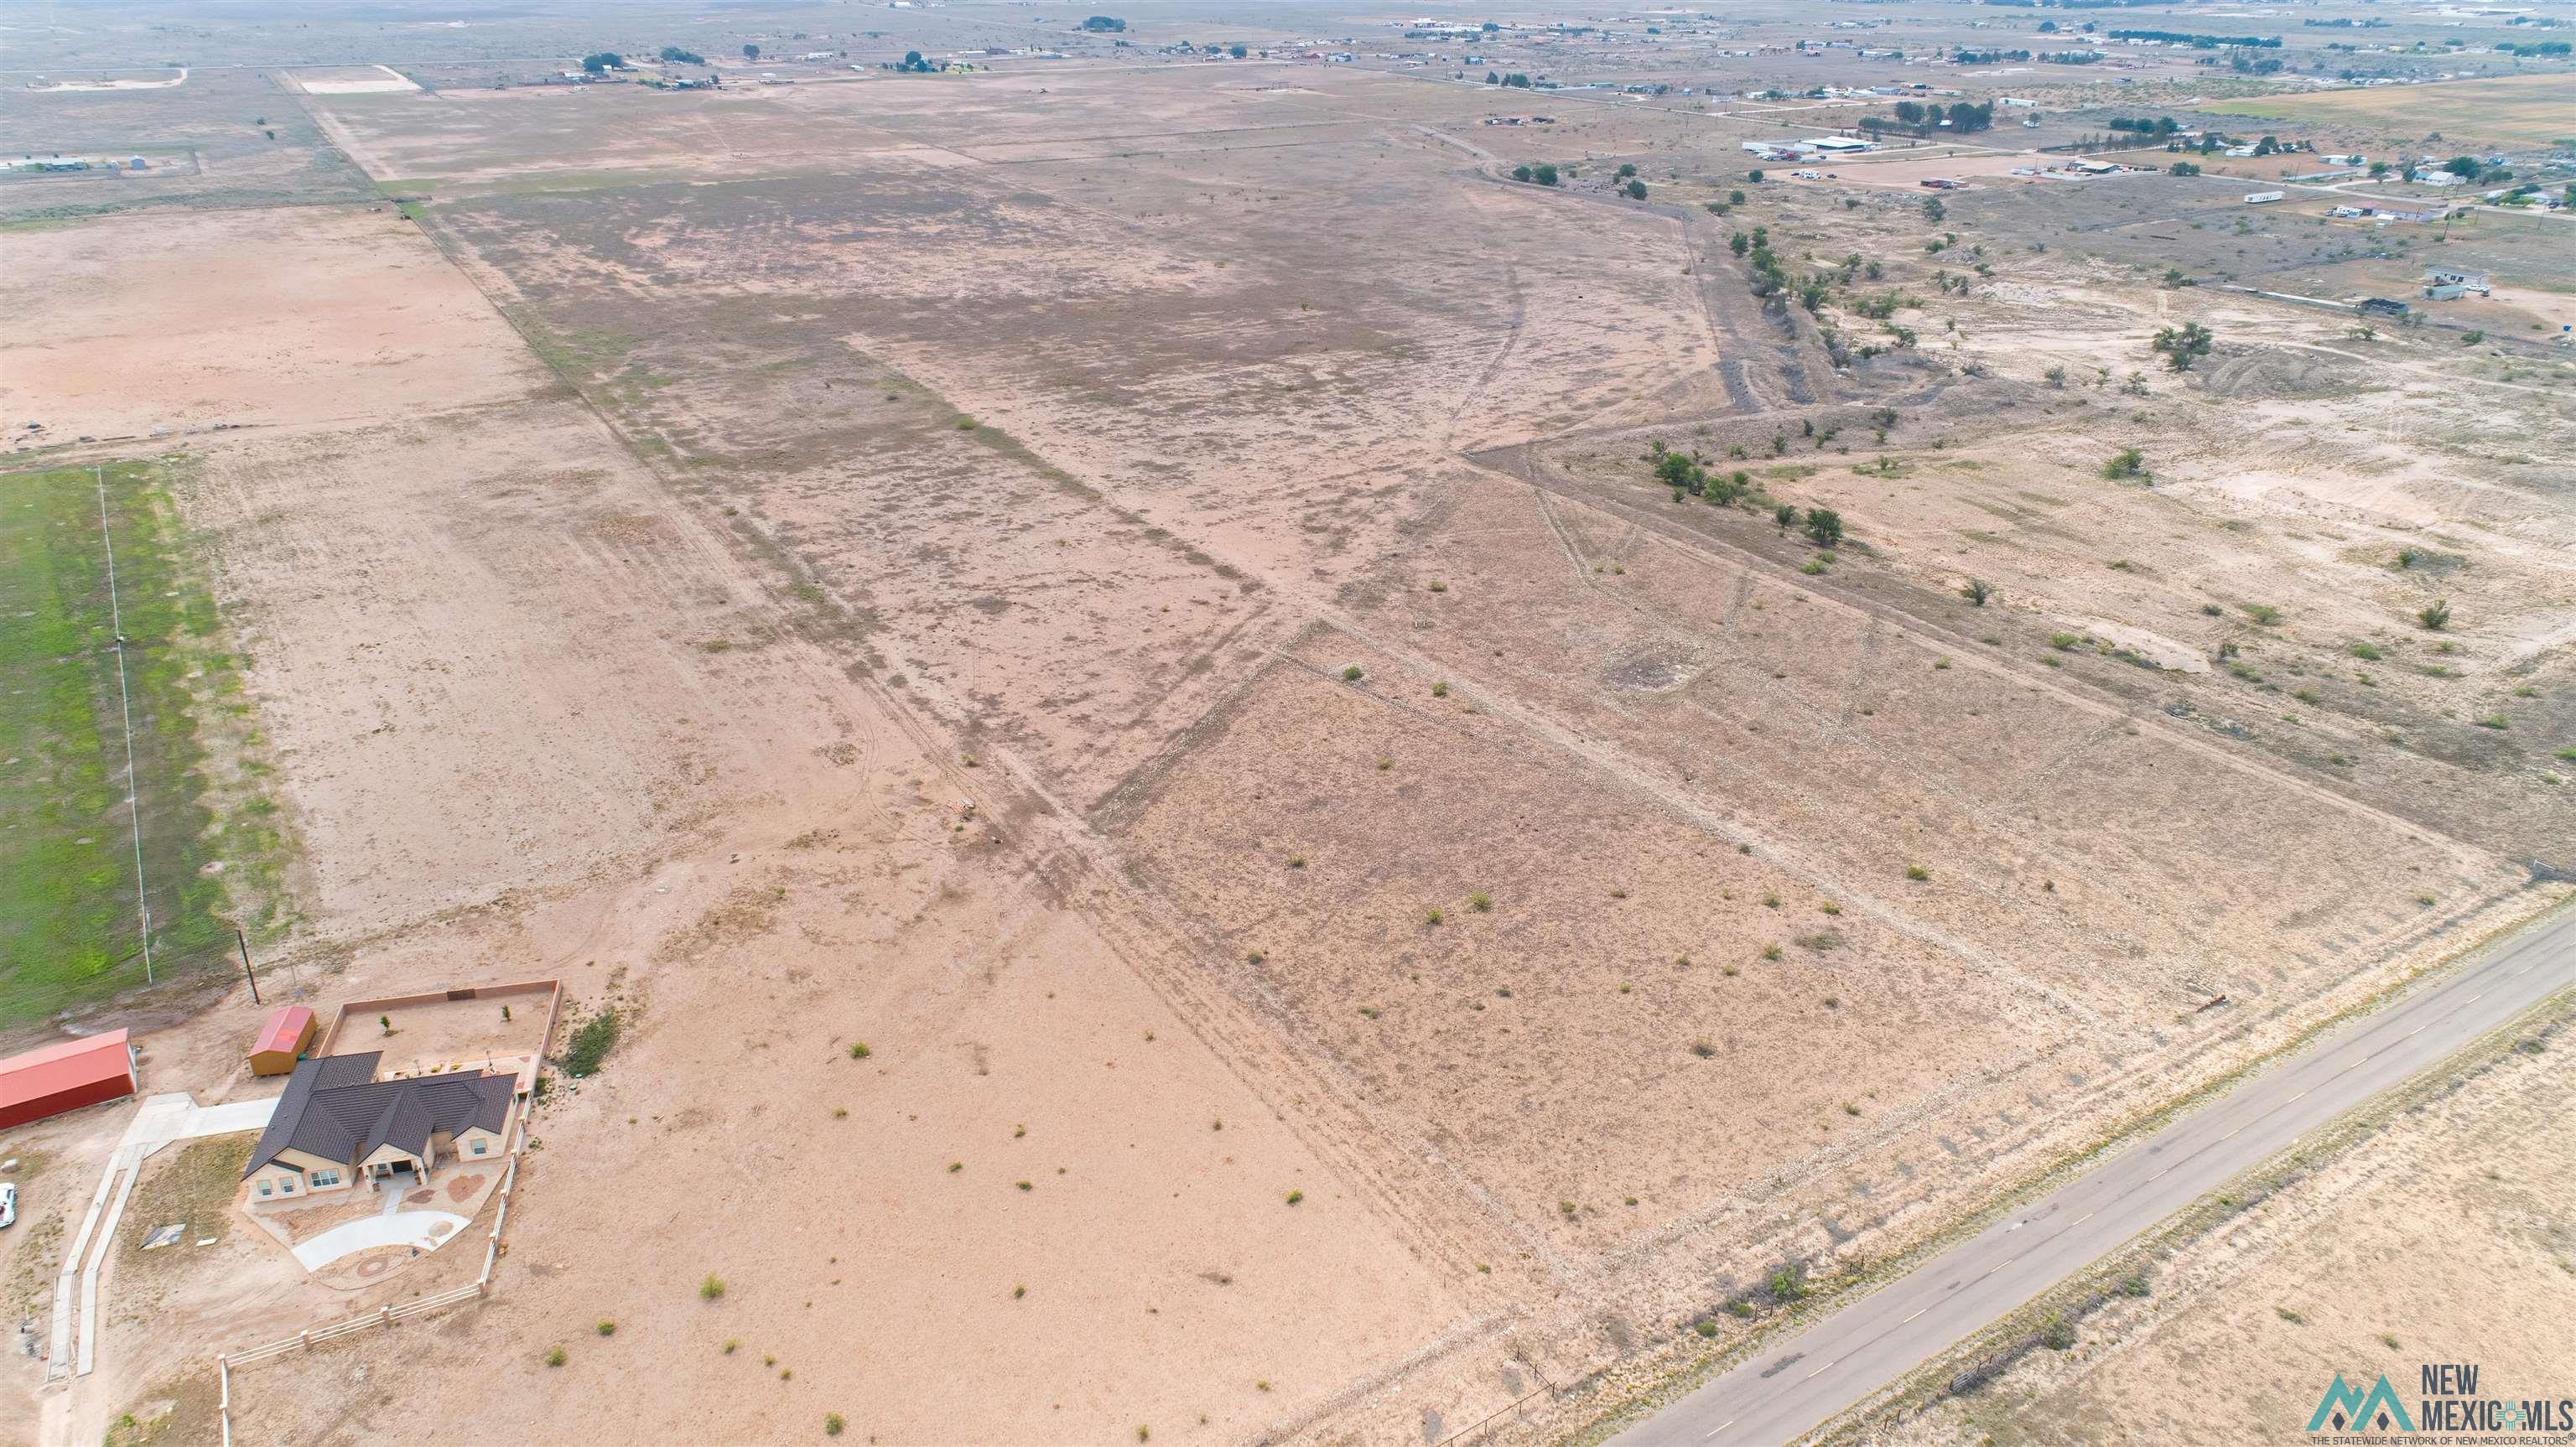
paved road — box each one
[1613,904,2575,1447]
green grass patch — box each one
[1,460,283,1026]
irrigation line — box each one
[94,466,153,983]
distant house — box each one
[241,1051,516,1201]
[0,1030,139,1130]
[248,1006,317,1076]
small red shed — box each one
[0,1029,140,1131]
[248,1006,317,1076]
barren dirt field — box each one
[2,3,2570,1446]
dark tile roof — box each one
[243,1053,516,1179]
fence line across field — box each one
[94,464,155,982]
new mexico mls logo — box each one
[2309,1372,2416,1434]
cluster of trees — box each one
[2227,53,2284,74]
[1730,226,1789,307]
[579,51,628,73]
[2500,39,2572,55]
[1862,100,1995,136]
[1485,70,1534,86]
[2107,28,2280,47]
[657,45,704,65]
[1653,446,1757,507]
[894,49,944,72]
[1081,15,1126,31]
[2105,114,2184,134]
[1509,162,1560,185]
[1954,47,2096,64]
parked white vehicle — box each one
[0,1181,18,1229]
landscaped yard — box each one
[0,459,278,1028]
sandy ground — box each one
[3,21,2570,1447]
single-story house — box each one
[0,1030,140,1130]
[248,1005,317,1076]
[241,1051,514,1201]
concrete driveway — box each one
[290,1209,470,1270]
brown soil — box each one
[4,17,2570,1447]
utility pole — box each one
[239,928,260,1004]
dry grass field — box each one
[2204,72,2576,151]
[2,3,2570,1445]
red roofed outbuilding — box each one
[0,1029,140,1131]
[248,1006,317,1077]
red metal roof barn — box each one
[0,1030,140,1131]
[248,1006,317,1076]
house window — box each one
[257,1180,272,1197]
[310,1170,340,1187]
[278,1176,295,1194]
[469,1139,486,1156]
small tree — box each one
[743,44,760,60]
[2151,321,2215,371]
[1921,195,1945,223]
[1748,168,1766,183]
[2103,448,2147,481]
[1773,504,1798,533]
[1533,163,1559,186]
[1804,509,1844,547]
[1512,163,1532,183]
[1961,578,1992,607]
[1625,179,1648,200]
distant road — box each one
[1613,902,2575,1447]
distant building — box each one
[2424,267,2489,299]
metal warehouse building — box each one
[0,1029,140,1130]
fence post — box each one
[380,1305,394,1329]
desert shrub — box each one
[2101,448,2147,480]
[826,1415,846,1437]
[1468,890,1493,911]
[848,1041,870,1060]
[595,1320,617,1336]
[700,1274,725,1300]
[1341,664,1363,681]
[1961,578,1992,607]
[563,1008,621,1077]
[1768,1263,1809,1302]
[1285,1190,1303,1206]
[545,1347,566,1367]
[2417,600,2450,630]
[1904,864,1929,881]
